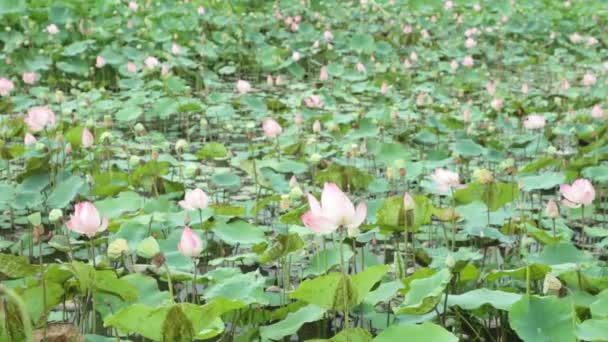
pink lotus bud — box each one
[275,76,285,85]
[0,78,14,96]
[545,200,559,218]
[421,30,430,39]
[46,24,59,35]
[294,113,302,126]
[473,3,481,11]
[491,98,503,111]
[319,66,328,81]
[409,52,418,62]
[560,179,595,208]
[294,15,301,22]
[431,15,437,23]
[463,108,472,122]
[304,95,324,108]
[171,43,181,55]
[381,82,388,94]
[197,6,205,15]
[313,40,320,48]
[289,176,298,188]
[403,192,416,211]
[22,72,38,85]
[290,22,299,31]
[486,81,496,96]
[263,118,282,138]
[444,0,454,10]
[292,51,301,62]
[24,133,37,146]
[127,62,137,73]
[178,226,203,258]
[403,25,413,34]
[591,104,604,119]
[127,20,134,29]
[521,83,529,94]
[450,60,459,71]
[95,56,106,68]
[587,37,598,47]
[462,55,474,67]
[128,1,139,11]
[81,128,94,148]
[465,38,477,49]
[561,79,570,90]
[312,120,321,133]
[356,62,366,73]
[323,30,333,40]
[66,202,109,238]
[582,73,596,86]
[65,143,72,155]
[24,106,56,132]
[267,74,274,86]
[179,188,209,210]
[236,80,252,94]
[161,64,170,76]
[569,33,582,43]
[144,56,159,69]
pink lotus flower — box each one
[523,115,546,130]
[24,133,37,146]
[491,98,503,111]
[462,55,474,67]
[81,128,94,148]
[263,118,282,138]
[582,73,596,86]
[95,56,106,68]
[301,183,367,236]
[591,105,604,119]
[179,188,209,211]
[465,38,477,49]
[127,62,137,73]
[171,43,181,55]
[312,120,321,133]
[24,106,56,132]
[236,80,251,94]
[545,200,559,218]
[178,226,203,258]
[266,74,274,86]
[319,66,328,81]
[304,95,324,108]
[66,202,109,238]
[560,179,595,208]
[22,72,38,85]
[356,62,366,73]
[431,168,461,193]
[144,56,159,69]
[292,51,301,62]
[46,24,59,35]
[323,30,333,40]
[0,78,14,96]
[128,1,138,11]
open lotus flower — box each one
[22,72,38,85]
[0,78,14,96]
[66,202,108,238]
[144,56,159,69]
[24,133,37,146]
[178,226,203,258]
[263,118,282,138]
[523,115,546,130]
[96,56,106,68]
[431,168,461,193]
[236,80,252,94]
[179,188,209,211]
[24,106,56,132]
[46,24,59,35]
[560,179,595,208]
[301,183,367,237]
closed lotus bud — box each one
[280,195,290,210]
[542,274,562,295]
[100,131,113,143]
[545,200,559,218]
[309,153,322,164]
[108,238,129,260]
[134,123,146,134]
[473,169,493,184]
[136,236,160,259]
[175,139,189,153]
[289,185,303,199]
[129,155,141,168]
[445,253,455,268]
[312,120,321,133]
[48,208,63,223]
[403,192,415,211]
[289,176,298,188]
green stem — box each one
[164,263,175,303]
[192,259,198,304]
[0,285,33,342]
[339,230,350,333]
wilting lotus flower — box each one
[491,98,503,111]
[46,24,59,35]
[319,66,328,81]
[22,72,38,85]
[323,30,333,40]
[81,128,94,148]
[236,79,251,94]
[128,1,138,11]
[24,106,56,132]
[66,202,108,238]
[560,179,595,208]
[301,183,367,237]
[312,120,321,133]
[263,118,282,138]
[178,226,203,258]
[95,56,106,68]
[144,56,159,69]
[24,133,37,146]
[465,38,477,49]
[0,78,14,96]
[179,188,209,211]
[523,114,546,130]
[582,73,596,86]
[569,33,582,43]
[127,62,137,73]
[305,95,324,108]
[431,168,461,193]
[462,55,474,67]
[171,43,181,55]
[591,105,604,119]
[545,200,559,218]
